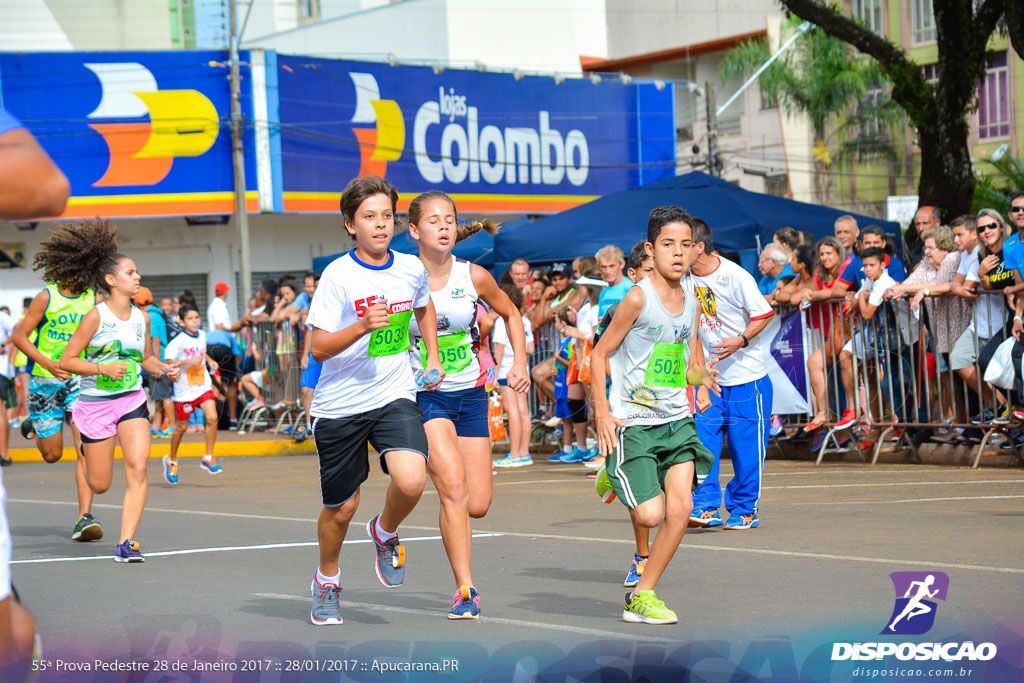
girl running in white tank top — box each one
[58,220,180,564]
[406,190,531,619]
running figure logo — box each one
[882,571,949,635]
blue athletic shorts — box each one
[301,351,323,389]
[496,378,508,387]
[416,385,488,437]
[555,398,572,419]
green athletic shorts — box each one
[607,417,713,509]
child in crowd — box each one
[162,306,223,484]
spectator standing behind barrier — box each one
[757,244,793,303]
[961,210,1015,416]
[907,206,942,269]
[572,256,596,280]
[886,226,965,427]
[833,215,860,270]
[208,281,241,333]
[136,288,175,438]
[773,244,816,305]
[829,227,907,429]
[530,262,585,417]
[1003,193,1024,336]
[688,218,775,531]
[596,245,630,317]
[773,227,800,265]
[803,236,847,432]
[835,224,907,294]
[834,248,917,434]
[509,258,531,299]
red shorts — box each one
[175,391,215,422]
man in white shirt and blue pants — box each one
[687,218,775,530]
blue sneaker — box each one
[623,554,648,588]
[688,509,723,528]
[724,513,759,530]
[548,450,571,462]
[559,447,591,463]
[448,585,480,620]
[162,455,179,485]
[199,457,223,474]
[114,539,145,563]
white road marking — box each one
[787,494,1024,506]
[254,592,679,643]
[10,534,502,565]
[768,479,1022,490]
[9,500,1021,574]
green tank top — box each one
[32,284,95,378]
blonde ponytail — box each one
[456,219,500,243]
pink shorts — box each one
[72,390,149,442]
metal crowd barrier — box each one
[237,319,305,435]
[797,290,1024,470]
[526,319,560,417]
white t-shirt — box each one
[492,314,534,381]
[0,312,15,379]
[966,251,1008,339]
[577,299,600,339]
[691,256,774,386]
[164,329,213,403]
[956,244,981,281]
[306,250,431,419]
[208,297,231,331]
[859,271,917,345]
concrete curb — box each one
[7,439,317,463]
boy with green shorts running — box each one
[590,205,720,625]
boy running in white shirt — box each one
[304,176,444,626]
[162,306,222,484]
[590,206,720,624]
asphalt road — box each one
[3,454,1022,681]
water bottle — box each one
[416,367,441,387]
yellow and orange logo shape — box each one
[348,72,405,177]
[85,63,219,186]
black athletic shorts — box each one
[207,344,239,383]
[311,398,428,507]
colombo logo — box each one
[348,72,405,177]
[84,62,219,187]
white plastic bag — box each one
[983,337,1016,389]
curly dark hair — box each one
[32,218,124,295]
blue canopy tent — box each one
[492,171,901,275]
[312,217,532,274]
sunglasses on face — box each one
[979,222,1000,232]
[1010,206,1024,213]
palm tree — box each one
[721,17,889,203]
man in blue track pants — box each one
[687,218,775,530]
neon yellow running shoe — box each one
[595,466,616,503]
[622,590,678,624]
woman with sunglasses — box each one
[961,209,1015,420]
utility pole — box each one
[705,81,717,177]
[229,0,253,311]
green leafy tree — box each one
[721,17,896,202]
[778,0,1004,219]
